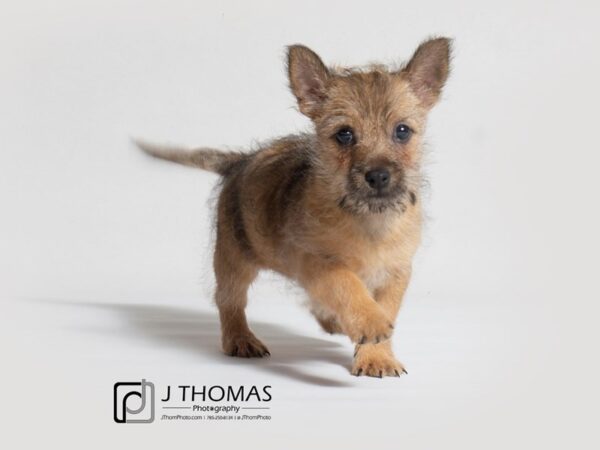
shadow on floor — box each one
[38,299,354,387]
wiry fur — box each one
[137,38,451,377]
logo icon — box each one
[114,379,155,423]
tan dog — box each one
[137,37,451,377]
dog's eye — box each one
[334,127,355,146]
[394,124,412,143]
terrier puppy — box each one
[137,37,451,377]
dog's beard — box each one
[337,184,408,215]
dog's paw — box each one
[351,349,406,378]
[223,333,270,358]
[345,304,394,345]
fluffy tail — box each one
[134,139,248,176]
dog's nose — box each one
[365,168,390,190]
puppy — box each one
[137,38,451,377]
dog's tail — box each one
[134,139,248,176]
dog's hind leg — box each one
[213,240,268,357]
[213,177,269,358]
[310,305,343,335]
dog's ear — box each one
[287,45,330,118]
[401,37,451,108]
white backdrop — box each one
[1,1,599,449]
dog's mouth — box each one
[338,186,408,215]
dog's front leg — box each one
[352,269,411,377]
[299,261,394,345]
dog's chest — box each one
[353,211,420,294]
[356,243,401,294]
[359,262,391,294]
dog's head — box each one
[287,38,451,215]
